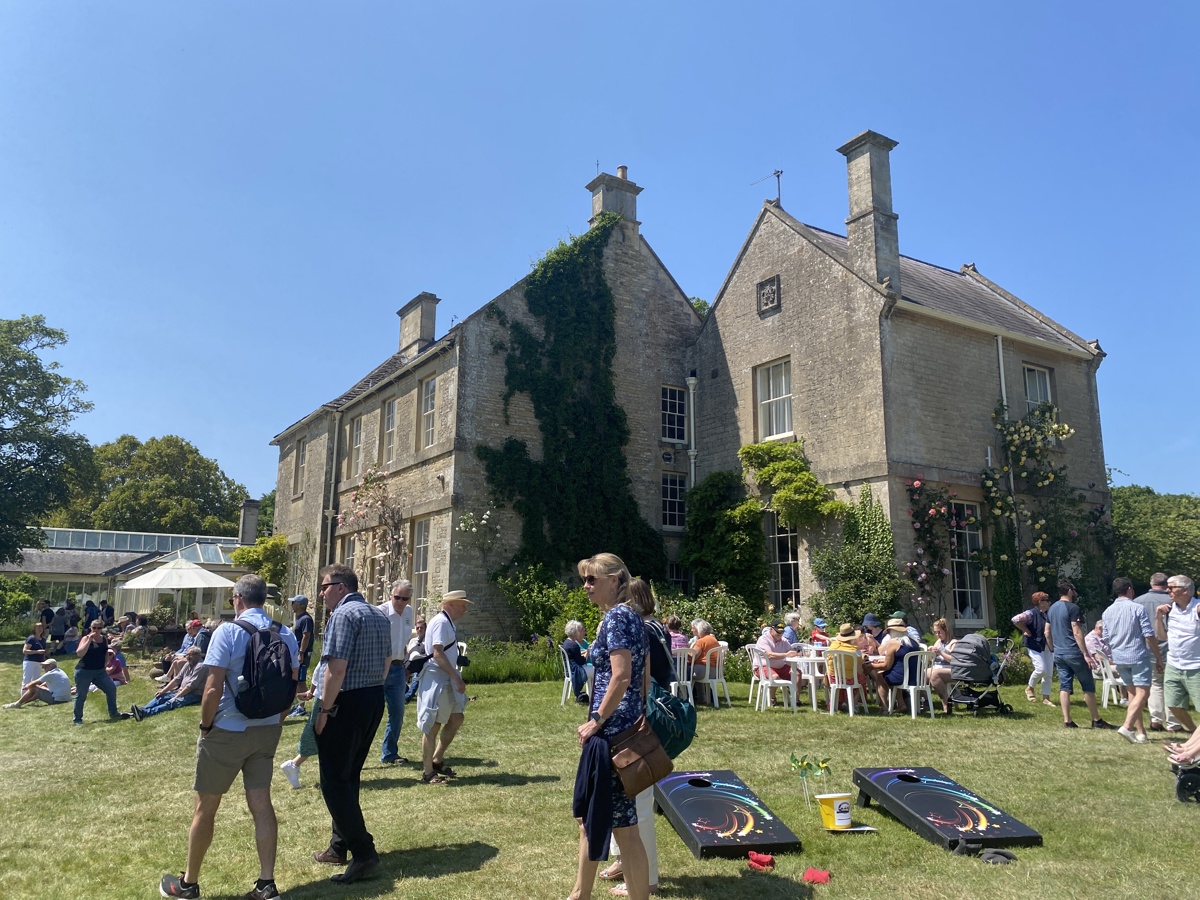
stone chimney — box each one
[837,130,901,295]
[585,166,642,233]
[238,499,260,545]
[396,291,440,359]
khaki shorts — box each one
[1164,665,1200,711]
[194,724,283,795]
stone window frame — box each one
[661,472,687,530]
[661,385,686,443]
[1022,364,1053,415]
[420,376,437,450]
[342,533,357,574]
[292,437,306,498]
[766,509,801,610]
[755,358,793,441]
[757,274,781,318]
[667,561,689,592]
[381,398,397,465]
[348,416,363,478]
[950,502,987,626]
[411,516,431,600]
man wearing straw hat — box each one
[416,590,471,785]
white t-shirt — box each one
[39,667,72,702]
[378,600,414,661]
[1165,597,1200,671]
[425,611,458,668]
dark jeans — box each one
[380,661,407,762]
[141,691,201,717]
[315,684,385,860]
[74,667,118,723]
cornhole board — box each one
[852,767,1041,851]
[654,770,802,859]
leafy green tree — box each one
[230,534,289,589]
[679,470,770,603]
[689,297,710,318]
[0,573,41,625]
[810,486,906,628]
[0,316,92,563]
[257,489,276,538]
[738,440,845,529]
[1111,484,1200,591]
[87,435,248,535]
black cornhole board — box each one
[654,770,802,859]
[852,767,1041,850]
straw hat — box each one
[885,617,908,633]
[836,623,860,639]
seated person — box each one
[405,617,427,702]
[130,646,207,720]
[105,642,129,686]
[61,623,79,655]
[927,617,957,714]
[1084,620,1110,661]
[4,659,73,708]
[49,605,69,652]
[664,615,690,650]
[689,619,721,701]
[810,617,830,647]
[755,622,794,679]
[889,609,924,646]
[870,618,920,712]
[562,619,591,704]
[782,611,803,648]
[152,618,209,680]
[826,623,870,690]
[860,613,885,652]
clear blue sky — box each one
[2,2,1197,499]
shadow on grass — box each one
[361,771,561,789]
[663,870,814,898]
[272,842,500,899]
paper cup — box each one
[816,792,853,829]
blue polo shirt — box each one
[206,608,299,732]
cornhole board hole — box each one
[852,767,1042,851]
[654,770,802,859]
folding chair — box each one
[888,649,935,719]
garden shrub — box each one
[463,637,561,684]
[653,583,762,654]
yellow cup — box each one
[816,792,853,829]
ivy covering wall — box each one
[476,213,667,579]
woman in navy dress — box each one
[569,553,650,900]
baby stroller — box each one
[948,634,1014,716]
[1171,760,1200,803]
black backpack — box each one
[232,619,297,719]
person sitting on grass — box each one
[151,619,210,681]
[870,618,919,713]
[105,641,130,686]
[562,620,591,704]
[130,646,207,720]
[4,659,73,708]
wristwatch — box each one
[199,723,213,733]
[589,712,604,725]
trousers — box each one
[316,684,385,860]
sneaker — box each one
[160,872,200,898]
[245,880,280,900]
[1092,719,1113,730]
[3,702,20,709]
[280,760,301,789]
[287,704,307,718]
[1117,725,1137,743]
[155,675,170,684]
[1134,733,1148,744]
[1063,721,1078,728]
[132,705,144,722]
[1119,698,1129,707]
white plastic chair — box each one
[743,644,761,708]
[750,646,796,712]
[559,646,573,705]
[699,646,732,709]
[888,649,935,719]
[670,647,694,704]
[1092,652,1125,708]
[825,649,869,716]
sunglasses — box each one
[392,594,411,602]
[318,581,343,592]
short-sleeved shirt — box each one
[589,603,646,735]
[323,592,390,691]
[379,601,413,662]
[1102,598,1154,666]
[39,607,55,627]
[24,635,47,663]
[1048,599,1085,659]
[176,661,209,697]
[205,607,300,732]
[100,605,115,626]
[39,668,72,701]
[293,612,315,661]
[1134,589,1170,653]
[425,610,459,668]
[690,634,719,664]
[1164,597,1200,671]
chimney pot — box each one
[617,165,628,180]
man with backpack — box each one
[159,574,299,900]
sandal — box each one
[598,862,623,881]
[1025,687,1036,702]
[610,885,657,897]
[432,762,457,778]
[1042,698,1056,707]
[420,771,448,785]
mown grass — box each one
[0,641,1189,900]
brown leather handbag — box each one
[610,714,673,797]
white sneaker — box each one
[3,702,19,709]
[1117,725,1137,744]
[1119,698,1129,707]
[1134,733,1148,744]
[280,760,301,789]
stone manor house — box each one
[272,130,1108,638]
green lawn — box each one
[0,642,1189,900]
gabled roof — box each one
[711,202,1098,359]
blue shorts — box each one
[1055,655,1095,694]
[1115,659,1152,688]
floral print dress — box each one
[589,602,646,826]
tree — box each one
[689,297,710,318]
[1111,484,1200,591]
[679,470,770,603]
[231,534,289,590]
[0,573,41,625]
[0,316,92,563]
[257,489,276,538]
[89,435,248,535]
